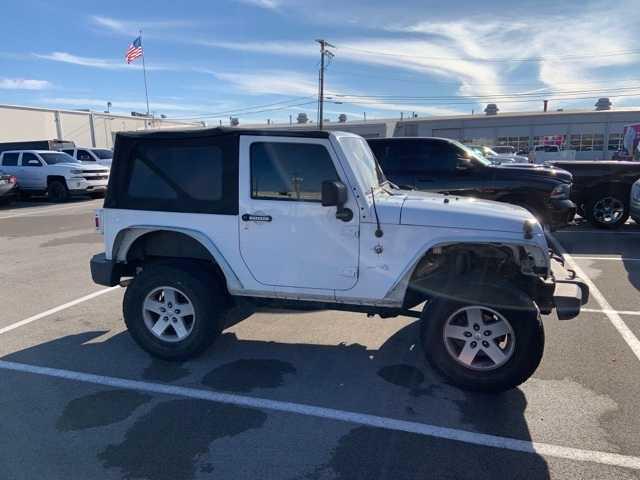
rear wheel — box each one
[585,192,629,229]
[47,180,70,203]
[123,262,227,360]
[421,297,544,392]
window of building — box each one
[497,136,530,152]
[608,133,623,151]
[250,142,339,202]
[569,134,604,151]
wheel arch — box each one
[112,226,242,290]
[46,175,67,186]
[384,240,542,309]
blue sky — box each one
[1,0,640,125]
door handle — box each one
[242,213,272,222]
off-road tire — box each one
[420,297,544,393]
[584,191,629,229]
[123,262,227,360]
[47,180,70,203]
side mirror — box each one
[321,180,352,222]
[321,180,347,207]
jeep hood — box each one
[398,190,536,234]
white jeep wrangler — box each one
[91,128,588,392]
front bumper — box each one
[549,198,576,229]
[90,253,122,287]
[549,255,589,320]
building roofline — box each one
[0,103,196,124]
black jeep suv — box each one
[368,137,575,229]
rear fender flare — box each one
[112,226,242,290]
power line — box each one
[168,96,316,120]
[328,85,640,101]
[169,99,318,121]
[335,44,640,63]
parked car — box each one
[91,127,588,393]
[367,137,576,229]
[62,147,113,167]
[550,160,640,229]
[628,179,640,224]
[468,145,528,164]
[0,169,18,205]
[0,150,109,202]
[529,145,576,164]
[491,146,516,155]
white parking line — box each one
[572,256,640,262]
[0,287,120,335]
[0,360,639,471]
[548,234,640,363]
[583,308,640,316]
[0,201,101,220]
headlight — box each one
[550,183,570,199]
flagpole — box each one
[139,30,150,117]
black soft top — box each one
[115,126,331,141]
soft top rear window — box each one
[105,135,238,215]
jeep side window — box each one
[128,143,223,201]
[250,142,339,202]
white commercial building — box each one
[0,104,198,149]
[251,106,640,160]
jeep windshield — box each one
[338,136,385,189]
[40,152,80,164]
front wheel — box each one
[421,298,544,393]
[123,262,227,360]
[47,180,70,202]
[585,192,629,229]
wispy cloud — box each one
[236,0,282,10]
[0,78,53,90]
[90,15,197,37]
[213,70,318,96]
[33,52,170,71]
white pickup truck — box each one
[529,145,577,164]
[0,150,109,201]
[90,128,588,392]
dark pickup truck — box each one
[550,161,640,229]
[368,137,576,229]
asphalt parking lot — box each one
[1,199,639,480]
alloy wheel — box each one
[142,286,196,342]
[442,306,515,371]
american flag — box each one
[125,36,143,64]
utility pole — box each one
[316,39,335,130]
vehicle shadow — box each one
[2,317,550,479]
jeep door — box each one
[238,136,360,290]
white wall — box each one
[0,104,194,148]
